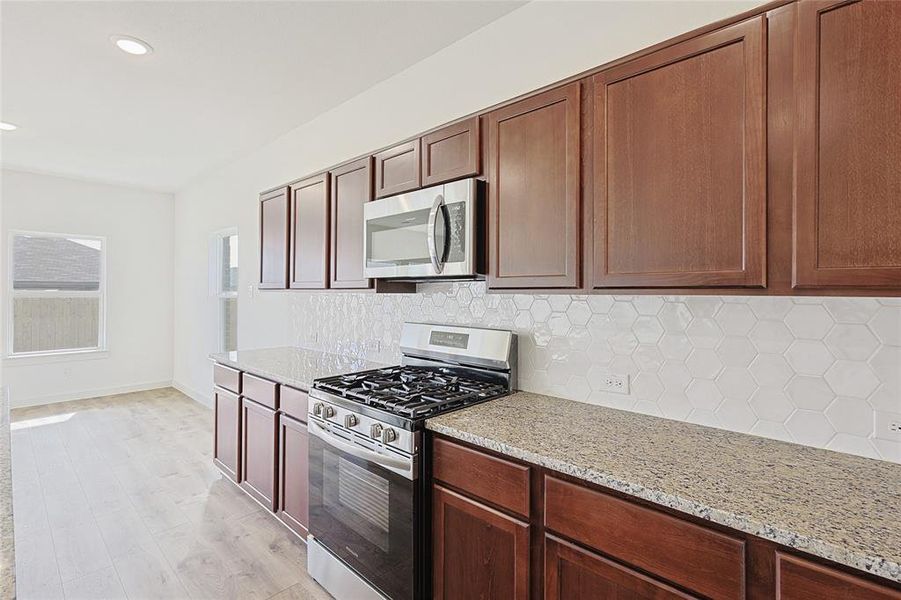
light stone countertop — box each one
[427,391,901,584]
[0,386,14,599]
[210,346,386,392]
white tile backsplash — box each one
[290,282,901,463]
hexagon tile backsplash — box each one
[290,282,901,463]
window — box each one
[212,229,238,352]
[8,231,106,357]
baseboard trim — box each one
[173,379,213,408]
[8,380,173,409]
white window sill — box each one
[3,349,110,366]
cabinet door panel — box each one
[330,158,373,289]
[544,476,745,600]
[545,535,696,600]
[240,398,277,511]
[776,552,901,600]
[277,414,309,538]
[487,83,581,289]
[593,17,766,288]
[374,139,421,198]
[259,187,290,289]
[289,173,329,289]
[213,387,240,482]
[422,117,480,186]
[433,484,529,600]
[794,0,901,288]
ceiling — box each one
[0,1,524,192]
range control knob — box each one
[382,428,397,443]
[322,405,335,419]
[370,423,383,439]
[312,402,323,417]
[344,414,358,428]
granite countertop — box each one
[0,386,14,599]
[210,346,386,391]
[427,392,901,584]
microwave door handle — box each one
[310,420,414,479]
[427,194,445,274]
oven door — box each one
[308,420,416,599]
[363,178,475,279]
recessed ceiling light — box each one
[0,121,18,131]
[110,35,153,56]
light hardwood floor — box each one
[10,388,331,600]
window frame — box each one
[212,227,238,353]
[6,230,108,359]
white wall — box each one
[1,169,174,407]
[173,0,763,403]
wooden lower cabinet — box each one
[430,435,900,600]
[776,553,901,600]
[240,397,278,510]
[432,484,530,600]
[545,535,694,599]
[213,387,241,482]
[276,413,309,538]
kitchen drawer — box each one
[280,385,308,422]
[432,437,529,517]
[242,373,278,410]
[776,552,901,600]
[544,475,745,600]
[213,363,241,394]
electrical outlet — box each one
[598,373,630,395]
[875,411,901,441]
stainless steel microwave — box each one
[363,178,482,280]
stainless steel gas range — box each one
[306,322,517,599]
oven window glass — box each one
[323,453,391,551]
[309,430,416,599]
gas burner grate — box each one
[313,365,509,419]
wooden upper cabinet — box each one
[374,139,421,198]
[592,17,766,289]
[793,0,901,288]
[422,116,480,186]
[289,174,329,289]
[487,82,581,289]
[330,158,373,289]
[259,187,290,289]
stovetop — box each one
[313,365,508,420]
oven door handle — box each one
[427,194,446,274]
[310,420,415,480]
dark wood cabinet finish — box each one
[487,82,581,289]
[422,117,480,186]
[279,385,308,422]
[544,475,745,599]
[776,552,901,600]
[330,158,373,289]
[433,436,530,517]
[545,534,695,600]
[240,397,278,510]
[213,364,240,395]
[259,187,290,289]
[374,139,421,198]
[240,373,278,410]
[793,0,901,288]
[213,387,241,482]
[277,413,309,538]
[592,17,766,288]
[433,484,530,600]
[289,173,330,289]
